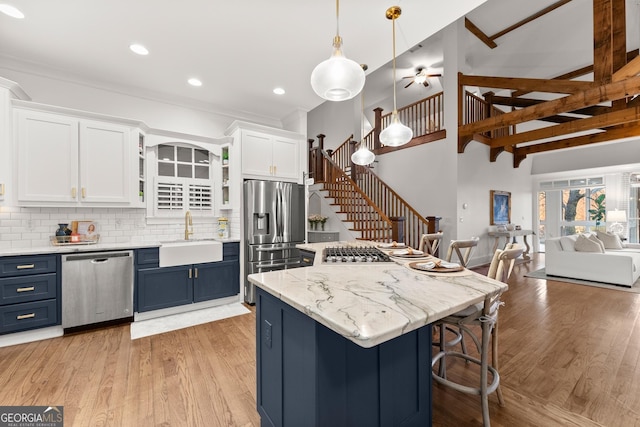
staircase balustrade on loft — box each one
[463,91,514,139]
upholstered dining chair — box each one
[432,244,523,427]
[446,237,480,268]
[418,232,444,256]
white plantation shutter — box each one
[156,180,184,212]
[155,177,213,216]
[188,184,212,211]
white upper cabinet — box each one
[79,120,131,204]
[227,121,304,183]
[15,107,136,206]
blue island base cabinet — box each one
[256,288,432,427]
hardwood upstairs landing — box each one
[0,253,639,426]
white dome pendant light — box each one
[311,0,366,101]
[379,6,413,147]
[351,89,375,165]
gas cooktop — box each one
[322,246,392,263]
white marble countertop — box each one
[0,238,240,257]
[249,242,508,348]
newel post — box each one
[373,107,383,150]
[349,138,358,181]
[390,216,405,244]
[308,138,315,181]
[316,134,326,182]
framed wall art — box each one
[490,190,511,225]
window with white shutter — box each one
[153,144,213,217]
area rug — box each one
[130,302,251,339]
[525,268,640,294]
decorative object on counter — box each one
[308,214,327,230]
[56,223,69,237]
[51,220,100,245]
[217,217,229,239]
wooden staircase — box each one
[316,152,395,242]
[310,141,438,249]
[308,92,446,248]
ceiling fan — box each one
[402,68,442,88]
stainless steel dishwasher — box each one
[61,251,134,329]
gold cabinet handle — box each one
[81,187,86,199]
[188,268,192,279]
[0,183,4,196]
[17,313,36,320]
[274,165,277,175]
[194,267,198,279]
[71,187,77,198]
[17,286,35,293]
[16,264,35,270]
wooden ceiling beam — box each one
[613,56,640,82]
[511,49,638,97]
[513,123,640,156]
[593,0,614,83]
[459,74,593,94]
[489,105,640,147]
[459,75,640,136]
[465,1,572,49]
[491,96,612,116]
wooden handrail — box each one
[376,92,445,144]
[320,152,394,242]
[354,165,431,249]
[463,90,514,138]
[327,134,354,173]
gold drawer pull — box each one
[188,268,192,279]
[17,286,35,293]
[0,183,4,196]
[16,264,35,270]
[194,268,198,279]
[17,313,36,320]
[71,187,77,198]
[302,257,312,263]
[82,187,86,198]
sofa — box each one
[545,232,640,287]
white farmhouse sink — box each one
[159,240,223,267]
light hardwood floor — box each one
[1,253,639,426]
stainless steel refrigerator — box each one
[244,179,305,304]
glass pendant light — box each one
[351,89,375,165]
[311,0,366,101]
[379,6,413,147]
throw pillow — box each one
[596,230,623,249]
[559,235,579,251]
[588,234,606,252]
[574,234,605,253]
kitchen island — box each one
[248,242,508,427]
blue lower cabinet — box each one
[137,266,193,312]
[194,260,240,303]
[0,254,60,335]
[136,243,240,313]
[257,288,432,427]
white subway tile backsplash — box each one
[0,206,239,248]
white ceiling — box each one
[1,0,639,124]
[0,0,485,123]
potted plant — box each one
[588,194,606,230]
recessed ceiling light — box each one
[0,4,24,19]
[273,87,285,95]
[129,44,149,55]
[188,78,203,87]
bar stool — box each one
[432,245,523,427]
[418,232,443,256]
[446,237,480,268]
